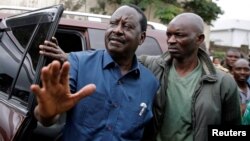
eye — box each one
[235,68,241,71]
[109,21,117,27]
[166,33,171,38]
[175,33,185,37]
[123,23,133,30]
[244,68,250,72]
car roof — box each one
[147,21,167,31]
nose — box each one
[232,57,238,61]
[112,23,123,34]
[167,35,176,44]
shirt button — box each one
[107,125,112,131]
[113,103,118,108]
[108,100,112,104]
[117,80,122,85]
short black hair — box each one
[126,4,147,32]
[226,48,242,58]
[213,57,220,62]
[226,48,240,55]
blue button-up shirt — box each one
[62,50,159,141]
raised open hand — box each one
[31,60,96,125]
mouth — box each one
[239,76,248,80]
[109,37,125,45]
[168,47,178,52]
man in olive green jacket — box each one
[140,13,241,141]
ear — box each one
[139,31,146,45]
[197,33,205,44]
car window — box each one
[88,28,163,56]
[88,28,105,50]
[0,5,63,106]
[55,29,86,52]
[11,22,52,104]
[136,37,163,56]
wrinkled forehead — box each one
[111,6,141,23]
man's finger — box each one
[30,84,42,97]
[51,37,59,45]
[45,40,57,48]
[40,52,58,59]
[40,45,59,53]
[50,61,61,84]
[71,84,96,104]
[40,66,52,89]
[59,61,70,85]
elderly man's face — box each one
[104,6,145,59]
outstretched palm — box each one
[31,60,95,122]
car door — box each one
[0,4,63,141]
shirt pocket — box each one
[119,102,151,129]
[76,91,108,128]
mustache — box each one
[109,35,125,44]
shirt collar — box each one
[102,50,140,78]
[103,50,115,69]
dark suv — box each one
[0,4,167,141]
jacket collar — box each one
[157,48,218,82]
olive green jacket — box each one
[139,48,241,141]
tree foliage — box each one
[154,0,223,24]
[90,0,107,14]
[120,0,154,11]
[90,0,223,25]
[154,2,183,24]
[60,0,86,11]
[182,0,223,25]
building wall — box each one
[210,29,250,48]
[211,19,250,48]
[210,30,233,46]
[0,0,22,6]
[232,30,250,47]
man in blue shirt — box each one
[31,4,159,141]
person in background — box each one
[242,101,250,125]
[232,58,250,115]
[139,13,241,141]
[213,57,229,73]
[243,54,250,125]
[221,49,241,74]
[32,4,159,141]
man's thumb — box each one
[73,84,96,101]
